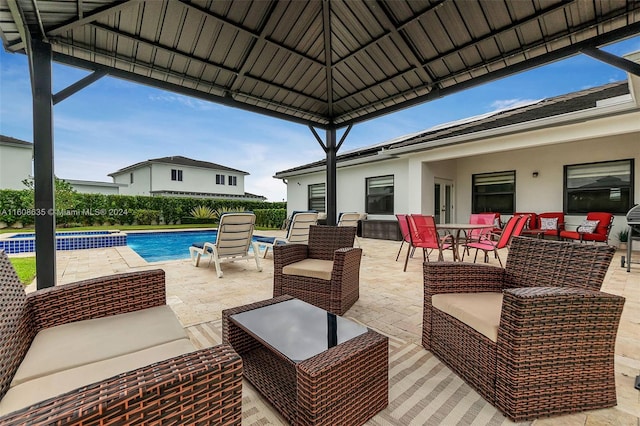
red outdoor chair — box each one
[560,212,614,244]
[525,212,565,239]
[395,214,413,261]
[404,214,456,271]
[462,214,528,267]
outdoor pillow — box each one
[540,217,558,230]
[577,219,599,233]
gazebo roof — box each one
[2,0,640,129]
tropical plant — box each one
[212,206,246,221]
[190,205,217,219]
[616,228,629,243]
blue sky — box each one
[1,36,639,202]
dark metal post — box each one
[31,39,56,289]
[325,128,337,226]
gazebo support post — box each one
[30,38,56,289]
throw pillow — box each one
[540,217,558,230]
[577,219,599,234]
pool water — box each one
[127,230,219,262]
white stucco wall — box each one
[149,163,245,195]
[113,166,151,195]
[281,126,638,244]
[0,143,32,190]
[69,182,122,195]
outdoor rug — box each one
[186,320,530,426]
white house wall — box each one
[285,130,637,245]
[0,144,31,190]
[148,163,244,195]
[113,166,151,195]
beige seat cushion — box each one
[11,305,188,387]
[431,292,503,342]
[282,258,333,281]
[0,338,195,416]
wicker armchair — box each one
[0,251,243,425]
[273,225,362,315]
[422,237,624,422]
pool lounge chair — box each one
[337,212,364,248]
[254,211,319,258]
[189,212,262,278]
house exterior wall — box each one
[0,143,31,190]
[113,166,151,195]
[69,182,122,195]
[283,125,638,245]
[148,163,245,195]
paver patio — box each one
[22,230,640,425]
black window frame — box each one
[564,159,634,214]
[228,175,237,186]
[129,173,134,184]
[216,174,225,185]
[472,170,515,215]
[365,175,394,215]
[171,169,183,181]
[308,183,325,212]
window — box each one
[130,173,134,184]
[171,169,183,181]
[228,175,237,186]
[564,159,633,214]
[366,175,394,214]
[308,183,325,212]
[216,174,225,185]
[472,171,515,214]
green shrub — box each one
[190,205,217,219]
[132,209,161,225]
[253,208,286,228]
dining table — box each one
[436,223,495,261]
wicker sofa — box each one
[0,251,242,425]
[273,225,361,315]
[422,236,624,422]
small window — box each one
[130,173,134,184]
[366,175,394,215]
[472,171,515,214]
[171,169,183,181]
[228,176,237,186]
[216,174,225,185]
[308,183,325,212]
[564,159,633,214]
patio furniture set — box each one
[0,216,626,424]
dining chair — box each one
[395,214,413,261]
[404,214,456,271]
[462,214,528,267]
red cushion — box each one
[559,231,607,242]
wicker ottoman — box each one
[223,295,388,425]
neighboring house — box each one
[109,156,265,201]
[0,135,32,189]
[275,54,640,245]
[63,179,125,195]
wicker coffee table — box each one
[222,295,388,425]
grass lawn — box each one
[9,257,36,285]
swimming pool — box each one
[126,230,220,262]
[0,230,126,254]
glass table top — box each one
[230,299,368,363]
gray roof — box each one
[109,156,248,176]
[2,1,639,129]
[0,135,32,148]
[275,80,632,175]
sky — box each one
[1,36,640,202]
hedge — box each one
[0,189,286,229]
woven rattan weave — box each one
[273,225,361,315]
[422,236,624,422]
[0,251,243,425]
[223,296,388,426]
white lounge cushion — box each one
[282,259,334,281]
[431,292,503,342]
[11,305,187,386]
[0,338,195,416]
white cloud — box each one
[489,98,539,111]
